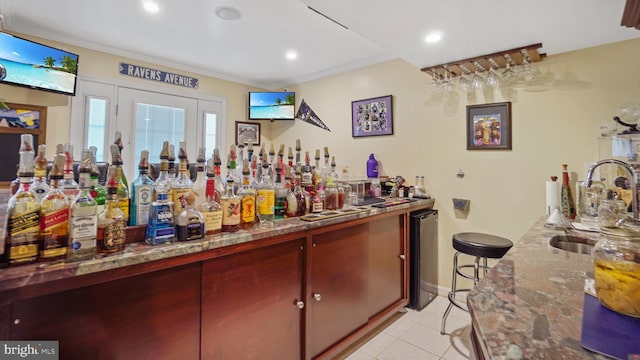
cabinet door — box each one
[309,223,369,358]
[201,238,304,360]
[10,263,202,360]
[368,214,406,315]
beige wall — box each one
[2,32,640,287]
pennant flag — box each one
[296,98,331,132]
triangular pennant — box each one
[296,98,331,132]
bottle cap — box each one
[287,147,293,160]
[19,134,34,154]
[114,131,123,152]
[315,149,321,160]
[50,154,66,178]
[110,144,122,165]
[79,149,93,173]
[206,159,215,176]
[35,144,47,170]
[89,146,99,176]
[55,143,64,155]
[324,147,329,158]
[269,143,275,156]
[278,144,285,157]
[197,147,205,163]
[160,141,169,160]
[138,150,149,170]
[168,144,175,161]
[106,165,119,188]
[178,141,188,160]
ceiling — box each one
[0,0,638,90]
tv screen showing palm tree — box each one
[249,91,295,120]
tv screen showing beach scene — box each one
[0,32,79,96]
[249,91,295,120]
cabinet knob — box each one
[399,254,406,260]
[295,300,305,309]
[13,319,20,325]
[313,293,322,301]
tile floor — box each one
[339,295,473,360]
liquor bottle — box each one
[146,145,176,246]
[39,154,70,261]
[237,160,256,229]
[197,159,223,235]
[311,185,324,214]
[130,150,154,226]
[176,192,205,241]
[213,148,225,203]
[3,134,40,266]
[61,143,80,201]
[302,151,314,191]
[228,144,240,191]
[68,150,98,260]
[110,144,130,223]
[114,131,128,188]
[285,166,306,218]
[220,178,240,232]
[167,143,176,181]
[172,141,193,217]
[274,161,286,219]
[192,147,207,209]
[155,141,173,201]
[97,166,126,253]
[322,147,332,186]
[31,144,49,203]
[287,146,294,169]
[256,159,275,225]
[313,149,321,187]
[236,142,245,181]
[88,146,106,214]
[268,143,276,178]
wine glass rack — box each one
[421,43,546,80]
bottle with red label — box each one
[39,154,70,261]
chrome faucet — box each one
[584,159,639,219]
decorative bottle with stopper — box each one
[130,150,154,226]
[97,166,126,253]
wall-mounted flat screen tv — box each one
[249,91,295,120]
[0,32,79,96]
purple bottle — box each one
[367,154,379,178]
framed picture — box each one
[351,95,393,137]
[235,121,261,146]
[466,102,512,150]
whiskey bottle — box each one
[114,131,128,188]
[110,144,129,223]
[146,157,176,246]
[197,159,223,235]
[39,154,70,261]
[97,166,126,253]
[61,143,80,202]
[172,141,193,217]
[88,146,106,214]
[274,161,286,219]
[237,160,256,229]
[130,150,154,226]
[220,179,240,233]
[192,147,207,209]
[31,144,49,203]
[3,134,40,266]
[154,141,173,201]
[176,192,205,241]
[68,150,98,260]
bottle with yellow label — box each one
[237,161,256,229]
[172,141,193,217]
[256,159,275,226]
[110,144,129,223]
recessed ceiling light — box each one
[425,32,443,43]
[286,51,297,60]
[142,0,159,13]
[215,6,242,21]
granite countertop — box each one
[0,197,434,294]
[467,219,608,359]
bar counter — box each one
[467,219,609,359]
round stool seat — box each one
[452,232,513,259]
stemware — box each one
[519,49,535,82]
[486,58,501,88]
[458,64,472,93]
[501,54,518,84]
[471,61,486,90]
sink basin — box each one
[549,235,598,255]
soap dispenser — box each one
[366,154,378,178]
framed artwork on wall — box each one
[351,95,393,138]
[235,121,260,146]
[466,102,512,150]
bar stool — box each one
[440,232,513,335]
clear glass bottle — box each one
[237,161,256,229]
[213,148,225,203]
[3,134,40,266]
[197,159,223,235]
[172,141,193,217]
[110,144,130,223]
[39,154,70,261]
[31,144,50,203]
[61,143,80,202]
[176,192,205,241]
[274,162,286,219]
[227,145,241,192]
[130,150,154,226]
[220,179,240,232]
[97,166,126,253]
[312,149,322,187]
[256,160,275,225]
[146,166,176,246]
[88,146,106,214]
[167,143,177,181]
[325,179,339,211]
[155,141,173,202]
[113,130,128,189]
[68,150,98,260]
[192,147,207,209]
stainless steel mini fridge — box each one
[408,209,438,310]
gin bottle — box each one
[61,143,80,201]
[31,144,49,203]
[172,141,193,217]
[197,159,223,235]
[3,134,40,266]
[39,154,70,261]
[97,166,126,253]
[176,192,205,241]
[237,160,256,229]
[130,150,154,226]
[68,150,98,260]
[110,144,129,223]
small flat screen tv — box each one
[248,91,295,120]
[0,32,79,96]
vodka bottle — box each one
[113,131,128,188]
[176,192,205,241]
[61,143,80,201]
[88,146,106,214]
[39,154,70,261]
[172,141,193,217]
[68,150,98,260]
[31,144,49,203]
[155,141,173,201]
[97,166,126,253]
[197,159,223,235]
[237,160,256,229]
[3,134,40,266]
[110,144,130,223]
[192,147,207,209]
[256,159,275,225]
[130,150,154,226]
[220,178,240,232]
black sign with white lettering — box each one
[119,63,199,89]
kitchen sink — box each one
[549,235,598,255]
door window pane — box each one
[87,97,107,161]
[135,103,185,165]
[204,112,217,156]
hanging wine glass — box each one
[458,64,472,93]
[441,65,455,93]
[501,54,518,85]
[431,70,444,93]
[519,49,535,82]
[486,58,501,88]
[471,61,486,90]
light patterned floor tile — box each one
[400,322,452,356]
[356,331,396,357]
[377,339,441,360]
[343,349,376,360]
